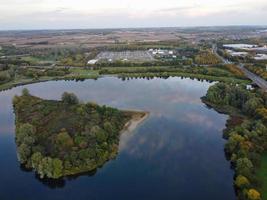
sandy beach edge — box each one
[120,110,150,134]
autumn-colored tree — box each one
[235,175,250,189]
[247,189,261,200]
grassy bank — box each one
[67,67,99,79]
[257,153,267,200]
[100,66,250,84]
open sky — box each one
[0,0,266,30]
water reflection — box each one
[0,77,235,200]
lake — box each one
[0,77,235,200]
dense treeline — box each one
[13,90,136,179]
[204,82,267,200]
[0,65,71,89]
[0,65,17,84]
[94,58,193,68]
[99,66,247,80]
[0,45,33,56]
[17,67,70,80]
[0,45,93,67]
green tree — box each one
[96,129,108,143]
[52,158,63,178]
[236,158,253,176]
[55,130,74,150]
[243,97,263,115]
[226,133,244,153]
[103,122,115,134]
[38,157,53,178]
[61,92,79,105]
[22,88,30,96]
[31,152,43,169]
[16,123,36,145]
[18,143,31,164]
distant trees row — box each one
[99,65,246,80]
[94,58,193,68]
[17,67,70,80]
[0,65,16,84]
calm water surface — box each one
[0,77,235,200]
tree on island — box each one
[61,92,79,105]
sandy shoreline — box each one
[121,110,150,134]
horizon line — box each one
[1,25,267,32]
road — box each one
[237,64,267,92]
[212,44,267,92]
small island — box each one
[13,89,148,179]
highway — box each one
[237,64,267,92]
[213,44,267,92]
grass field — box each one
[21,56,42,63]
[67,67,99,79]
[257,153,267,200]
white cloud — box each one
[0,0,266,29]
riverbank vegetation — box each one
[203,82,267,200]
[0,67,70,91]
[0,66,99,91]
[257,153,267,199]
[100,65,248,83]
[13,89,146,179]
[0,63,250,91]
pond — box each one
[0,77,235,200]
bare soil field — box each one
[0,29,182,49]
[0,27,266,51]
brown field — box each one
[0,29,183,49]
[0,27,266,51]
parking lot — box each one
[96,51,155,62]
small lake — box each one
[0,77,235,200]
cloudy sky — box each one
[0,0,267,30]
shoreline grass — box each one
[0,66,251,91]
[257,153,267,200]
